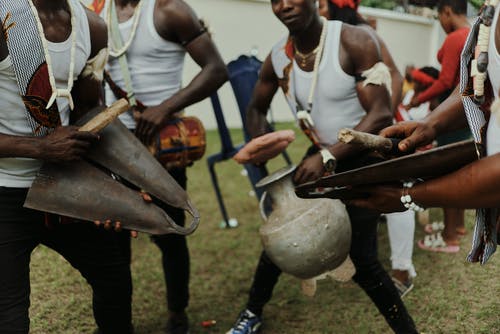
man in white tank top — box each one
[346,3,500,264]
[227,1,418,334]
[0,1,133,333]
[101,1,227,333]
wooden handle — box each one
[79,98,129,133]
[338,128,393,152]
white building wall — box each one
[80,0,446,129]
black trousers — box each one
[246,205,417,333]
[0,187,133,334]
[150,167,190,313]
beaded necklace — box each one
[28,0,77,110]
[294,44,321,68]
[472,0,499,104]
[107,0,144,58]
[294,16,328,147]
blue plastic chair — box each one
[208,55,291,228]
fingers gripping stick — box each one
[338,128,401,156]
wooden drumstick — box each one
[338,128,401,154]
[79,98,129,133]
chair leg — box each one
[208,160,233,228]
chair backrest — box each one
[227,55,262,143]
[210,93,236,156]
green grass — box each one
[29,123,500,333]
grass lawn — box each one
[30,123,499,334]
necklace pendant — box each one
[46,89,75,110]
[46,92,58,110]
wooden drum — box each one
[153,116,206,169]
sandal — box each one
[456,226,467,237]
[391,277,414,299]
[423,221,445,234]
[417,232,460,253]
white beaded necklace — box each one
[107,0,144,58]
[472,0,499,103]
[28,0,77,110]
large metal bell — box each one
[24,106,199,235]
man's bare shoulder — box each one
[83,6,107,57]
[154,0,202,43]
[339,23,380,71]
[155,0,195,21]
[340,24,378,57]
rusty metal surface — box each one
[296,140,477,199]
[259,167,351,279]
[24,107,200,235]
[77,109,193,212]
[24,160,197,235]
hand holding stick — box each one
[338,128,404,156]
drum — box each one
[153,116,206,169]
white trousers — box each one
[385,210,417,277]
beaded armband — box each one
[400,181,425,212]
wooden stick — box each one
[79,98,129,133]
[338,128,394,152]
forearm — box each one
[410,153,500,209]
[330,104,393,161]
[246,107,269,139]
[424,86,468,135]
[157,64,228,116]
[0,134,45,159]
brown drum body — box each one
[154,116,206,169]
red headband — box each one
[411,69,436,86]
[329,0,360,10]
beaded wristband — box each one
[400,181,425,212]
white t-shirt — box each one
[0,1,91,187]
[103,0,186,129]
[272,21,365,146]
[487,4,500,156]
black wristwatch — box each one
[320,148,336,172]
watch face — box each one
[324,159,336,172]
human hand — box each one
[39,126,99,162]
[293,153,324,185]
[380,120,436,153]
[134,105,169,145]
[233,130,295,165]
[342,184,406,213]
[93,190,153,238]
[93,220,138,238]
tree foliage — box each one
[360,0,483,10]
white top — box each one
[0,0,91,188]
[272,21,365,146]
[487,4,500,156]
[104,0,186,129]
[488,4,500,100]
